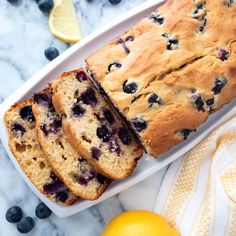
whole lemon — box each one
[101,210,180,236]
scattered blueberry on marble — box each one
[108,0,121,5]
[212,76,228,95]
[6,0,19,4]
[35,202,52,219]
[132,117,147,132]
[44,47,59,61]
[97,125,111,142]
[11,123,26,136]
[91,147,101,160]
[123,81,138,94]
[108,62,122,73]
[118,127,131,145]
[20,106,35,122]
[17,217,35,234]
[6,206,23,223]
[38,0,54,13]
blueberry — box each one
[225,0,233,7]
[56,190,69,202]
[148,93,163,106]
[38,0,53,13]
[148,14,164,25]
[33,93,51,107]
[71,103,85,117]
[35,202,52,219]
[107,62,122,73]
[77,171,96,185]
[206,98,214,107]
[76,71,87,82]
[125,36,134,42]
[6,206,23,223]
[118,39,130,54]
[17,217,35,234]
[6,0,19,4]
[123,81,138,94]
[199,18,207,33]
[108,0,121,5]
[20,106,35,122]
[102,108,115,124]
[177,129,195,140]
[97,125,111,142]
[217,49,229,61]
[212,76,228,95]
[43,173,64,194]
[91,147,101,160]
[109,139,121,155]
[132,117,147,132]
[11,123,26,136]
[118,127,131,145]
[44,47,59,61]
[80,88,98,107]
[96,174,111,185]
[192,94,205,111]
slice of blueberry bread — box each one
[86,0,236,156]
[4,100,78,205]
[32,88,111,200]
[51,69,143,180]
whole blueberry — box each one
[108,0,121,5]
[6,0,19,4]
[17,217,35,234]
[44,47,59,61]
[123,81,138,94]
[6,206,23,223]
[35,202,52,219]
[38,0,54,13]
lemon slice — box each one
[49,0,82,43]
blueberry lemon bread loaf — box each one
[51,69,143,180]
[32,88,111,200]
[4,100,78,205]
[86,0,236,156]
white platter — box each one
[0,0,236,217]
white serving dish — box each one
[0,0,236,217]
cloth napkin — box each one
[154,116,236,236]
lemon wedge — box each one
[49,0,82,43]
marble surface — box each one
[0,0,170,235]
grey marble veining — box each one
[0,0,168,235]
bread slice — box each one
[51,69,143,180]
[32,88,110,200]
[4,100,78,205]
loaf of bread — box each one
[32,88,111,200]
[86,0,236,156]
[51,69,143,180]
[4,100,78,205]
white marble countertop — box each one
[0,0,169,235]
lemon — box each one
[49,0,82,43]
[101,210,180,236]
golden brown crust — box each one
[86,0,236,157]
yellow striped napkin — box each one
[154,116,236,236]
